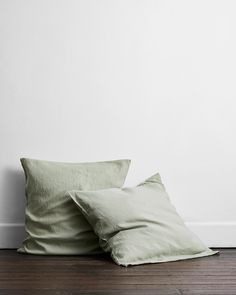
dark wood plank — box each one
[0,249,235,295]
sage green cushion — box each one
[18,158,130,255]
[69,173,217,266]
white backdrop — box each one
[1,0,236,247]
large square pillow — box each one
[69,173,218,266]
[18,158,130,255]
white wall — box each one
[1,0,236,247]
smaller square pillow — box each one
[18,158,130,255]
[68,173,218,266]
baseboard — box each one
[187,222,236,247]
[0,222,236,249]
[0,223,26,249]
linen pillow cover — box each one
[69,173,217,266]
[18,158,130,255]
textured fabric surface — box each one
[69,173,218,266]
[18,158,130,255]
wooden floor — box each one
[0,249,235,295]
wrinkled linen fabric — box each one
[18,158,130,255]
[69,173,218,266]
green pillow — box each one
[69,173,218,266]
[18,158,130,255]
